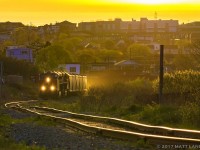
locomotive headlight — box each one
[41,85,46,91]
[46,77,51,83]
[50,85,55,91]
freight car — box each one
[39,71,87,98]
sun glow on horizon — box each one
[114,0,187,4]
[0,0,200,26]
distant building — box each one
[6,46,33,62]
[38,20,77,35]
[0,33,11,42]
[88,63,110,72]
[131,35,154,43]
[114,60,138,71]
[78,18,179,34]
[139,18,178,33]
[78,19,121,33]
[179,22,200,42]
[58,64,80,74]
[55,20,77,32]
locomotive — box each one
[39,71,87,98]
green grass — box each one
[0,136,45,150]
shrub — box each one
[153,70,200,103]
[179,101,200,128]
[138,103,180,125]
[153,70,200,94]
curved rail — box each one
[5,101,200,146]
[5,100,38,108]
[31,106,200,139]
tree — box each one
[172,54,198,70]
[0,40,14,55]
[76,49,97,63]
[12,27,40,45]
[127,44,152,64]
[56,36,82,51]
[35,45,73,71]
[99,49,123,62]
[104,40,115,50]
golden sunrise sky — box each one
[0,0,199,26]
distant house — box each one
[47,25,60,33]
[114,60,138,70]
[180,21,200,42]
[0,33,11,42]
[6,46,33,62]
[58,64,80,74]
[84,43,100,49]
[37,20,77,35]
[88,63,110,72]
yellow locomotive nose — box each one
[46,77,51,83]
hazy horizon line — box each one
[1,17,198,27]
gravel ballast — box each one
[10,123,138,150]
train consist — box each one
[39,71,87,98]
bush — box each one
[153,70,200,94]
[138,103,180,125]
[153,70,200,104]
[179,101,200,128]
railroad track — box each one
[5,100,200,146]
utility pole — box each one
[159,45,164,104]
